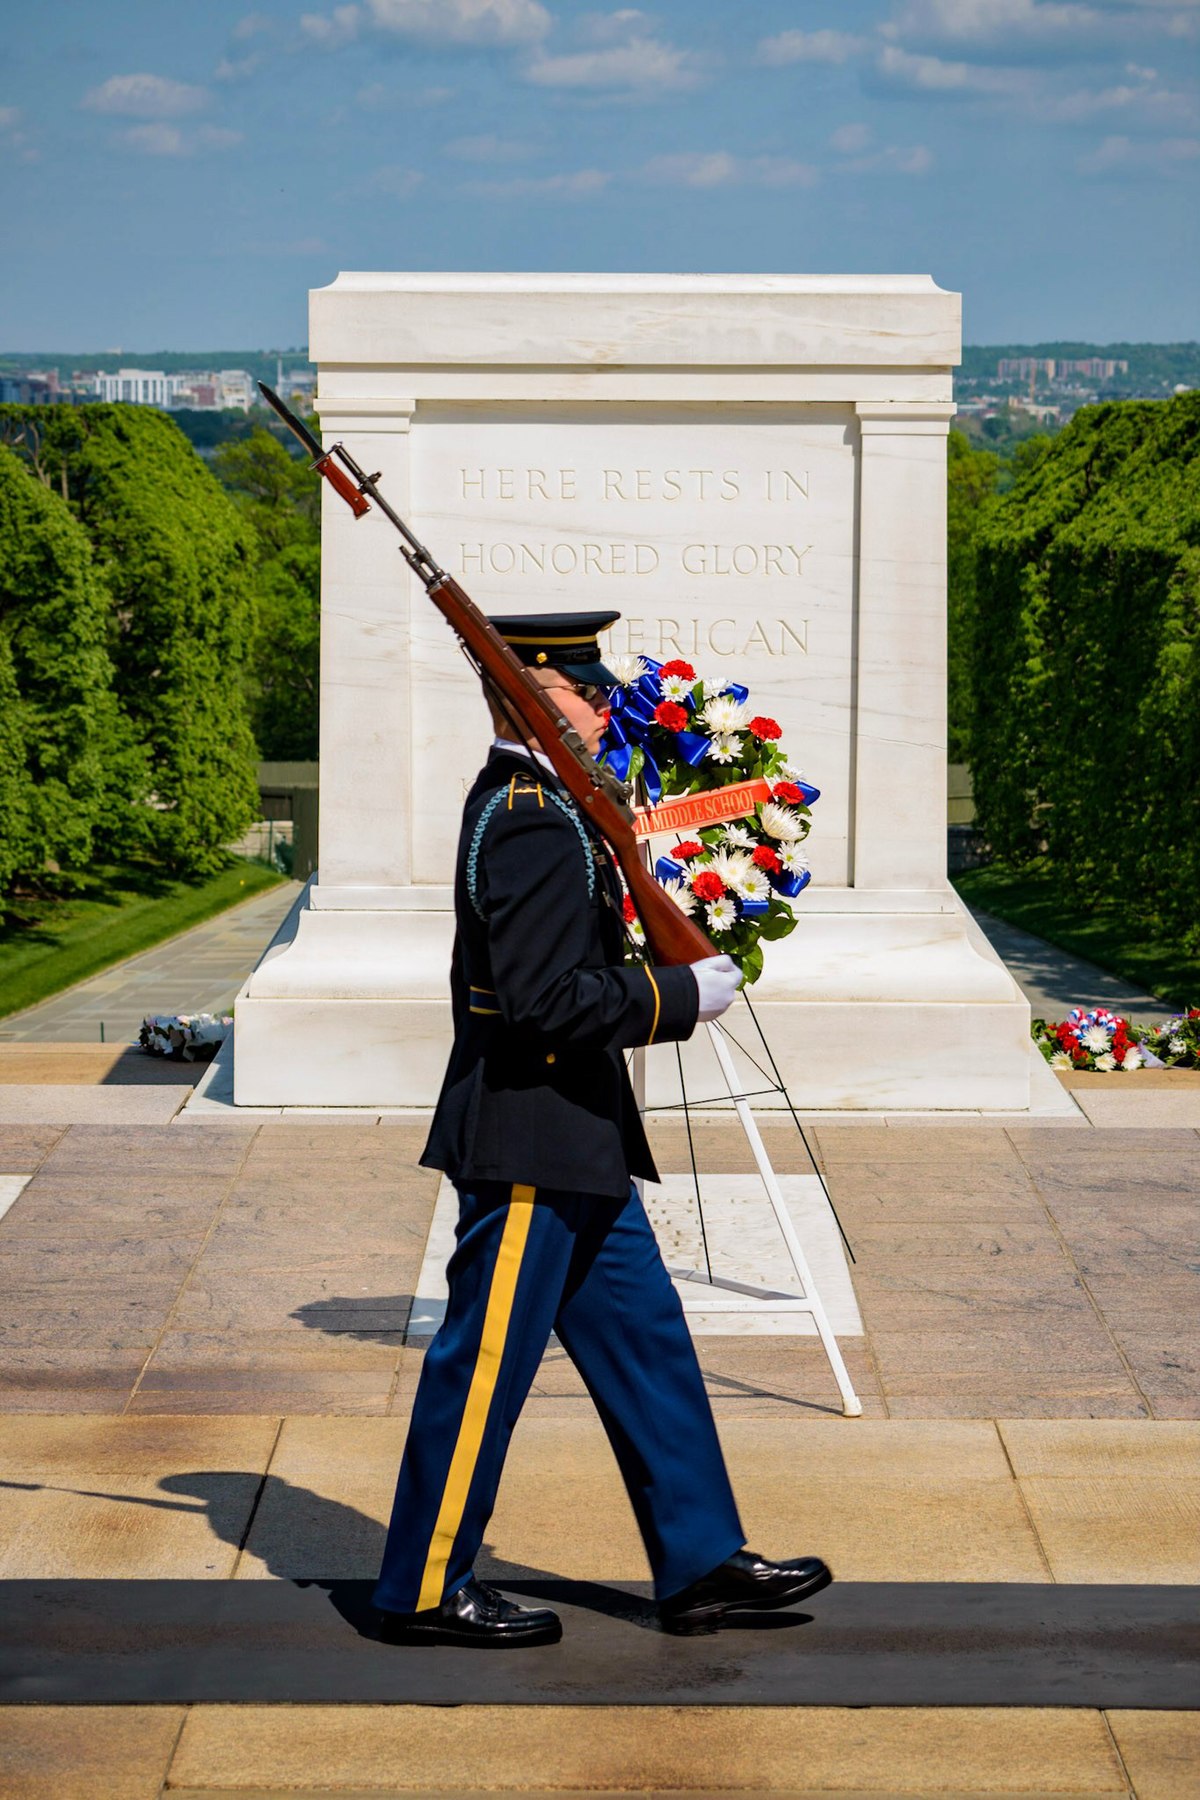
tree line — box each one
[0,403,318,895]
[950,391,1199,957]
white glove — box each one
[691,954,741,1023]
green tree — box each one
[946,430,1001,763]
[214,426,321,758]
[973,393,1200,945]
[0,405,261,875]
[0,446,146,888]
[0,634,33,891]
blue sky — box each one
[3,0,1198,351]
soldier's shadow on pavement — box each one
[289,1296,417,1341]
[156,1473,808,1642]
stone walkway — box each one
[1,1100,1197,1797]
[0,880,302,1046]
[966,905,1176,1021]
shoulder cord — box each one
[466,787,596,920]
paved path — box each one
[0,881,302,1046]
[968,904,1175,1020]
[0,1114,1197,1796]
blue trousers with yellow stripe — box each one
[373,1181,745,1613]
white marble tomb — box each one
[233,272,1040,1111]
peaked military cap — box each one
[489,611,620,687]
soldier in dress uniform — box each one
[373,610,832,1646]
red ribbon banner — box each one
[633,778,773,840]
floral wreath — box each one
[1033,1008,1144,1072]
[598,654,817,984]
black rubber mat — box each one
[2,1579,1197,1706]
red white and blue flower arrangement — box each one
[1033,1005,1200,1071]
[599,654,817,985]
[1033,1008,1145,1072]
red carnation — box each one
[752,845,781,874]
[622,894,637,924]
[772,781,803,805]
[749,716,782,740]
[691,870,725,902]
[659,659,697,681]
[675,840,704,860]
[654,700,689,732]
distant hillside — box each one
[4,342,1197,395]
[0,348,310,384]
[960,342,1199,395]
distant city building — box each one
[281,367,316,402]
[997,356,1128,383]
[96,368,187,407]
[174,379,221,409]
[0,370,60,404]
[217,369,255,412]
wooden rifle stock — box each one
[254,381,715,967]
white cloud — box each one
[757,29,868,65]
[525,34,705,92]
[83,73,210,118]
[364,0,549,43]
[215,53,262,81]
[1045,77,1198,124]
[880,0,1099,51]
[841,141,935,173]
[117,121,243,156]
[300,5,361,46]
[0,106,20,129]
[369,163,425,196]
[1077,129,1200,169]
[830,121,872,152]
[874,44,1027,91]
[463,167,611,195]
[233,12,275,39]
[643,151,819,188]
[445,132,535,160]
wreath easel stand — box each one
[629,825,862,1419]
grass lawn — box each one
[0,857,285,1021]
[953,861,1198,1014]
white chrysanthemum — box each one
[700,694,750,734]
[1121,1047,1143,1070]
[779,761,806,783]
[758,800,804,842]
[739,868,771,903]
[1169,1034,1187,1054]
[660,877,697,916]
[606,653,649,688]
[722,824,755,848]
[779,842,809,873]
[706,733,742,765]
[627,917,645,946]
[707,897,737,933]
[1049,1051,1073,1069]
[659,673,695,702]
[706,848,754,892]
[1094,1052,1118,1071]
[1082,1024,1112,1052]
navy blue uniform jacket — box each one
[420,749,699,1198]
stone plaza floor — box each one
[0,1067,1197,1798]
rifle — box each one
[258,382,715,967]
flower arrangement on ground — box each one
[139,1013,232,1062]
[1137,1007,1200,1069]
[600,654,817,985]
[1032,1008,1145,1072]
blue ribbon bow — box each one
[769,868,811,899]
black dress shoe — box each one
[660,1549,833,1636]
[377,1575,562,1648]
